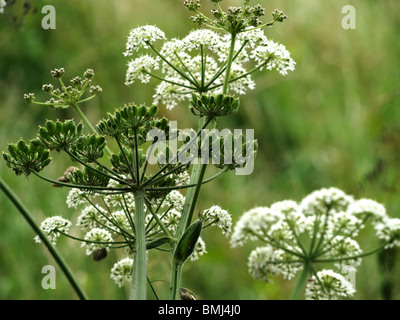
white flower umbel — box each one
[375,218,400,249]
[300,187,354,216]
[106,210,132,234]
[248,246,301,282]
[104,176,135,209]
[230,206,282,247]
[82,228,113,255]
[305,269,355,300]
[233,187,393,300]
[248,246,281,282]
[182,29,221,53]
[164,190,185,212]
[34,216,72,245]
[125,55,160,85]
[0,0,6,14]
[250,40,296,76]
[110,257,133,288]
[347,199,388,224]
[328,236,362,270]
[124,25,295,110]
[66,188,89,209]
[161,208,181,232]
[124,25,166,56]
[190,237,207,262]
[174,171,190,186]
[76,205,107,231]
[201,205,232,237]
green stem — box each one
[314,242,389,263]
[289,262,310,300]
[170,263,182,300]
[0,177,88,300]
[71,102,112,157]
[222,33,237,94]
[131,190,147,300]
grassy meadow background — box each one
[0,0,399,299]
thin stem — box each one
[144,197,173,239]
[0,177,88,300]
[131,190,147,300]
[147,168,227,192]
[71,102,112,157]
[285,217,308,257]
[314,242,389,263]
[33,172,130,192]
[185,163,207,230]
[146,42,198,88]
[289,262,310,300]
[170,263,182,300]
[142,117,212,187]
[311,208,331,256]
[93,159,125,182]
[65,149,127,185]
[143,71,197,90]
[222,33,237,94]
[133,130,140,185]
[205,39,249,90]
[115,135,136,182]
[201,44,206,89]
[148,276,159,300]
[208,61,267,92]
[174,52,200,87]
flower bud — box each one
[173,220,203,266]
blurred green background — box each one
[0,0,399,300]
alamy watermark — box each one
[342,5,356,30]
[146,121,256,176]
[41,5,56,29]
[41,265,56,290]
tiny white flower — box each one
[251,40,296,76]
[174,171,190,186]
[104,176,135,209]
[35,216,72,245]
[182,29,221,53]
[248,246,282,282]
[124,25,166,56]
[300,187,354,216]
[190,237,207,261]
[125,55,160,85]
[347,199,388,223]
[66,188,89,209]
[110,257,133,288]
[328,236,362,270]
[0,0,6,14]
[305,269,355,300]
[202,205,232,237]
[107,210,132,234]
[82,228,113,255]
[164,190,185,211]
[76,205,107,231]
[161,208,181,232]
[230,207,281,247]
[375,218,400,248]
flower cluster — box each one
[110,257,133,287]
[0,0,6,14]
[200,205,232,236]
[124,23,295,109]
[231,187,398,299]
[305,270,355,300]
[34,216,72,245]
[23,68,102,109]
